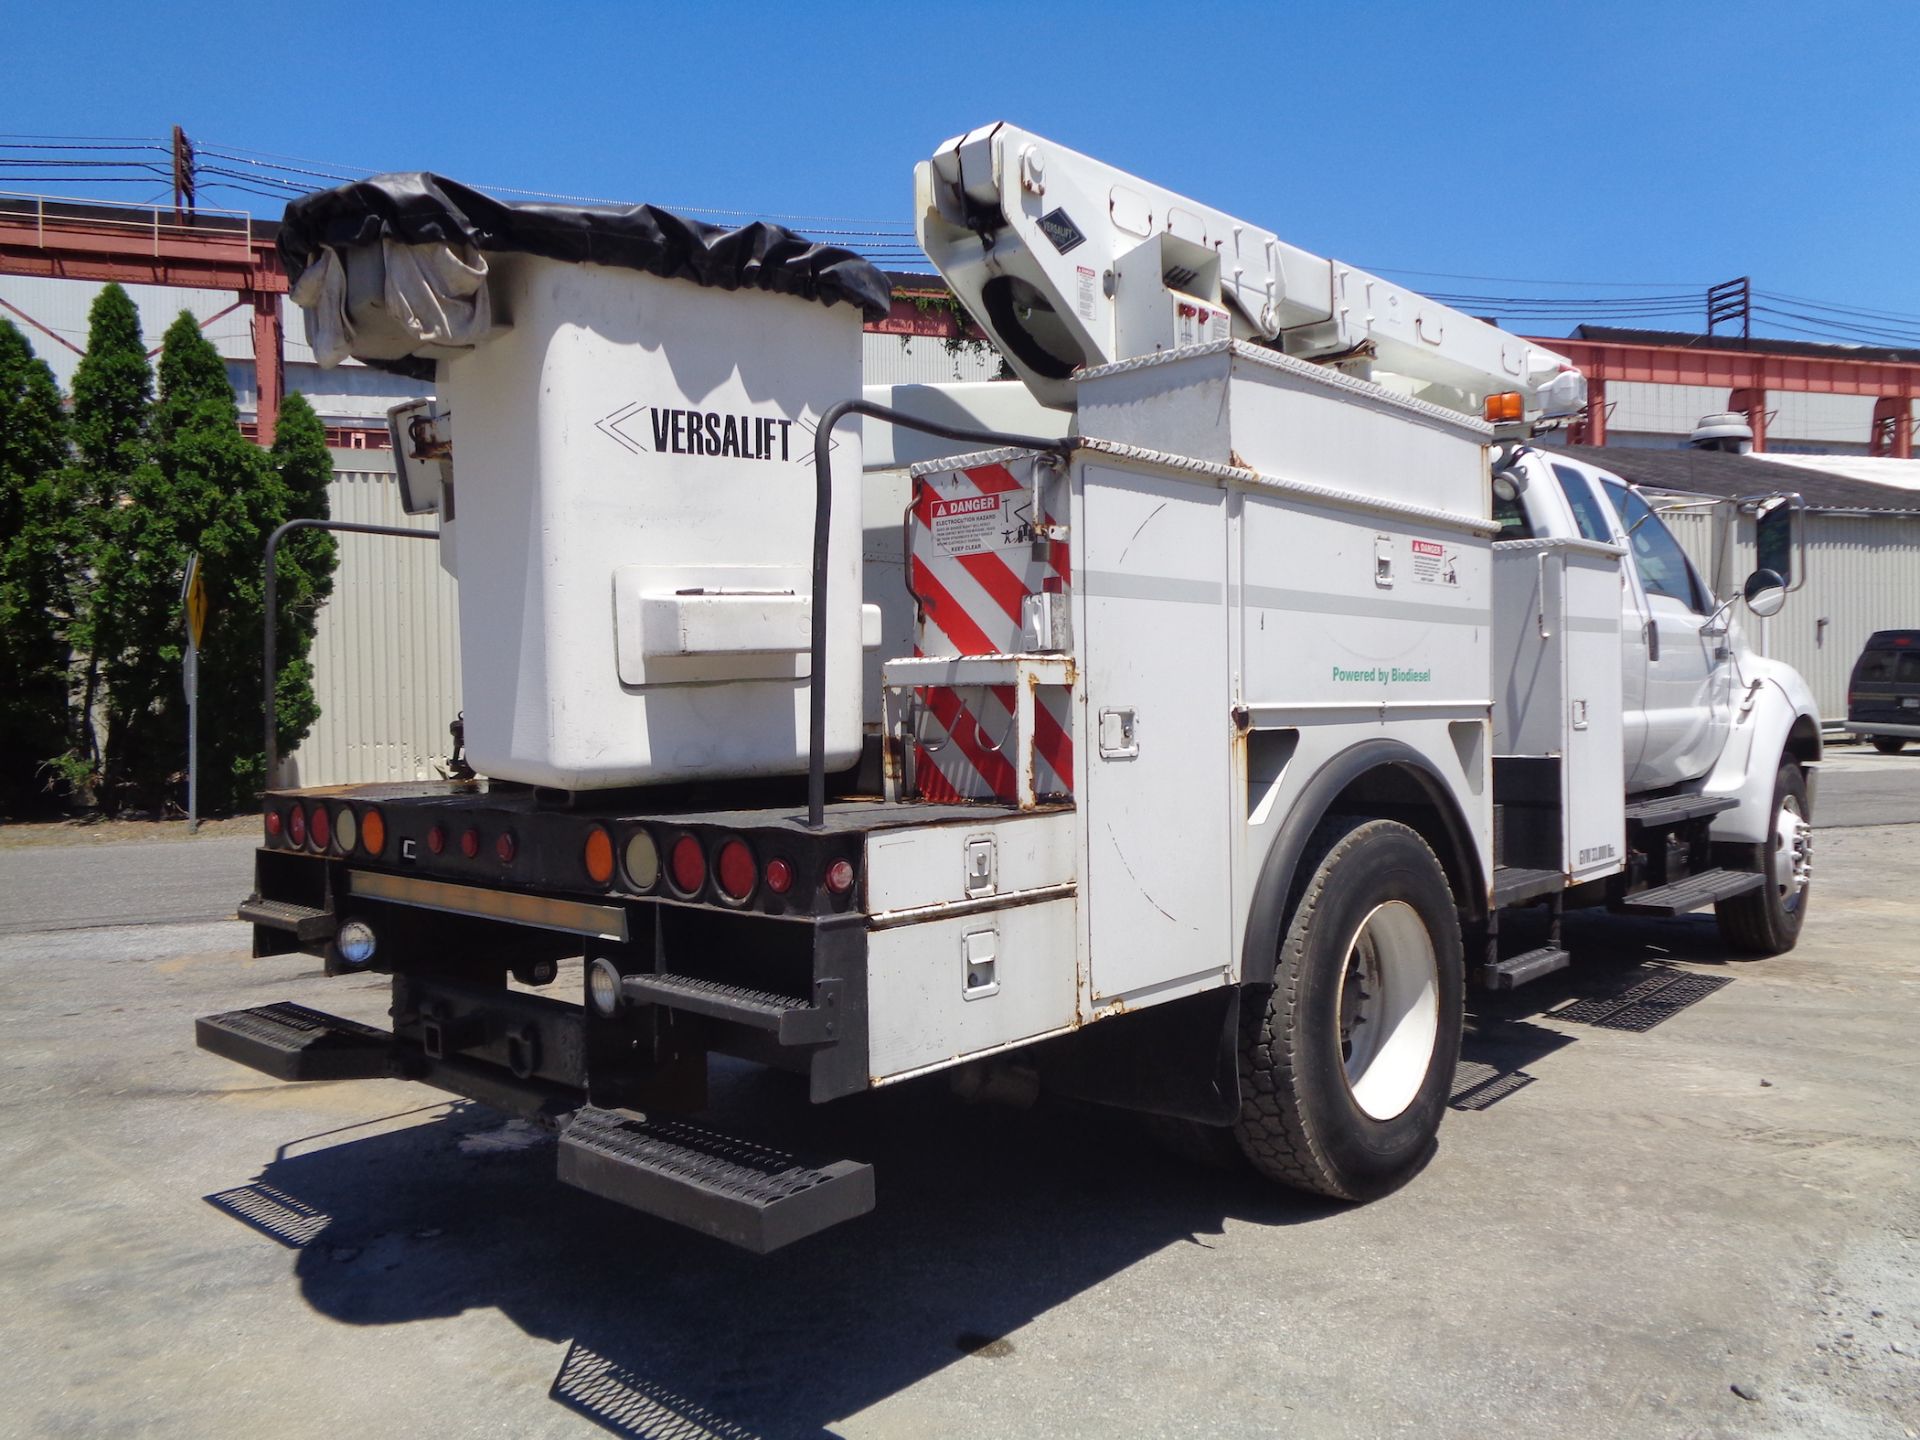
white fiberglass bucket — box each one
[438,254,865,790]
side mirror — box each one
[1743,567,1787,618]
[1754,497,1794,587]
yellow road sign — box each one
[183,555,208,649]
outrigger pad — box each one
[557,1107,874,1254]
[195,1002,391,1083]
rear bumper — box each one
[195,998,873,1251]
[1845,721,1920,740]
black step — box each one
[621,973,836,1046]
[238,897,336,943]
[196,1002,390,1082]
[1612,868,1764,917]
[1494,866,1564,905]
[1624,793,1739,828]
[557,1107,874,1253]
[1482,946,1572,991]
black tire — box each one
[1872,736,1907,756]
[1716,759,1812,956]
[1234,816,1464,1201]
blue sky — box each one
[9,0,1918,344]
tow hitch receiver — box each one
[558,1106,875,1253]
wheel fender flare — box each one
[1705,677,1821,845]
[1239,738,1483,989]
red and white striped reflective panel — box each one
[908,460,1073,803]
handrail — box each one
[261,519,440,786]
[806,400,1073,828]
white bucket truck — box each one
[202,135,1819,1251]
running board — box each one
[1613,868,1763,916]
[1624,793,1739,828]
[1493,866,1564,906]
[1482,946,1572,991]
[557,1106,875,1253]
[196,1001,389,1082]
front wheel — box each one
[1872,736,1907,756]
[1235,817,1464,1201]
[1715,760,1812,956]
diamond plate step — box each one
[1493,866,1563,906]
[238,897,336,943]
[1482,946,1571,991]
[196,1001,390,1082]
[1624,793,1739,828]
[620,972,837,1045]
[558,1107,874,1253]
[1612,868,1763,916]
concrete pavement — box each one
[1,767,1918,1439]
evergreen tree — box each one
[0,320,73,814]
[265,392,338,770]
[63,284,157,795]
[104,310,291,813]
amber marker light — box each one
[583,827,615,886]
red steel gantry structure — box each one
[1,198,1914,458]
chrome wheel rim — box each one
[1774,793,1812,915]
[1336,900,1440,1121]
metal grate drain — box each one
[1550,967,1733,1033]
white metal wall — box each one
[278,450,461,787]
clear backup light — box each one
[334,806,358,854]
[336,919,377,966]
[588,957,623,1016]
[623,829,660,891]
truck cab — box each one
[1498,448,1816,800]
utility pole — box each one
[171,125,196,222]
[1706,277,1751,345]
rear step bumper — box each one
[559,1107,874,1253]
[196,1000,872,1251]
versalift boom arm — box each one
[916,122,1586,422]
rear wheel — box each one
[1235,817,1464,1201]
[1871,736,1907,756]
[1716,759,1812,956]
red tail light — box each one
[716,839,756,901]
[824,858,855,895]
[669,834,706,894]
[264,809,283,841]
[764,857,793,895]
[459,827,481,859]
[287,803,306,847]
[309,805,331,851]
[427,823,447,855]
[495,831,517,864]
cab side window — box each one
[1551,464,1615,544]
[1603,481,1712,614]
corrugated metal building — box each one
[1561,445,1920,720]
